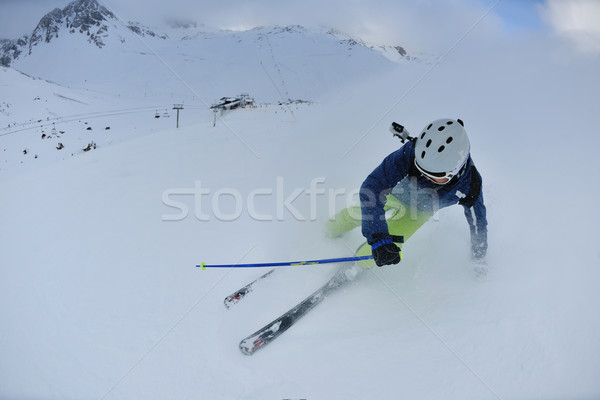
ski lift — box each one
[154,110,160,118]
[162,110,170,118]
[51,123,57,135]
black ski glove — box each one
[370,233,401,267]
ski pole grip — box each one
[390,235,404,244]
[390,122,410,142]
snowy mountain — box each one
[0,1,408,107]
[29,0,115,50]
[0,0,407,77]
[0,0,412,176]
[0,0,166,67]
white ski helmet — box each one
[414,118,470,180]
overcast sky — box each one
[0,0,599,54]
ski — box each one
[239,265,362,355]
[224,269,276,309]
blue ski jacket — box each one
[360,140,488,258]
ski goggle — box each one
[414,157,468,185]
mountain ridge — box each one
[0,0,408,68]
[0,0,163,66]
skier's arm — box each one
[463,190,488,260]
[360,147,410,243]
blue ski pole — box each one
[197,235,403,270]
[197,255,373,270]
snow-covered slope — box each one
[0,67,184,176]
[1,1,600,399]
[9,22,399,99]
[1,0,406,177]
[2,0,404,100]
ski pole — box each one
[198,255,373,270]
[198,235,403,270]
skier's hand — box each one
[370,234,401,267]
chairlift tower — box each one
[173,104,184,128]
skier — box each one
[326,118,488,272]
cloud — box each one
[0,0,65,38]
[0,0,521,54]
[539,0,600,54]
[104,0,503,53]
